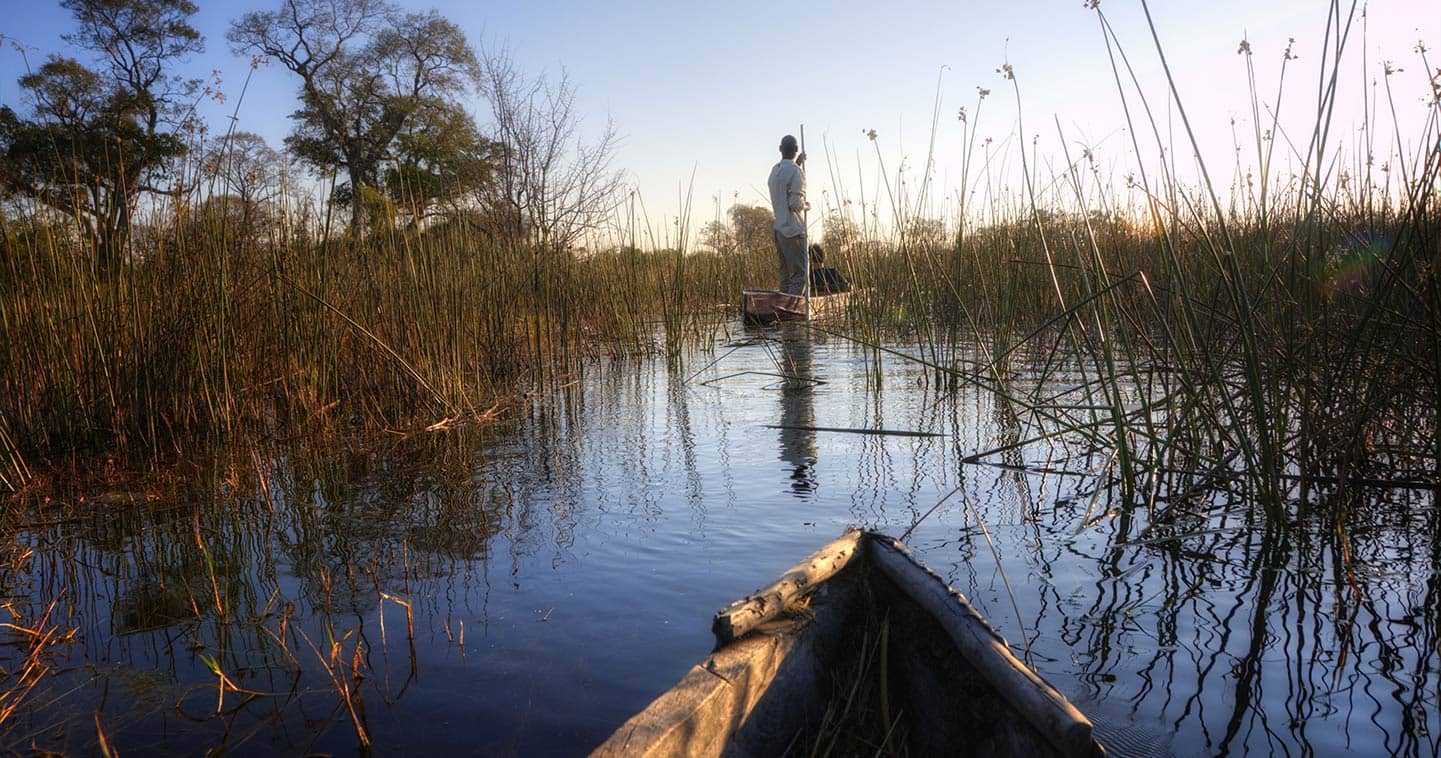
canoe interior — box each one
[735,563,1066,756]
[595,538,1103,757]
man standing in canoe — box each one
[768,134,808,295]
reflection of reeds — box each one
[0,595,74,730]
[296,625,372,749]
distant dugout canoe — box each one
[741,289,851,324]
[594,529,1106,757]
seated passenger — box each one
[808,243,851,294]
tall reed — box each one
[808,0,1438,528]
[2,1,1435,523]
[0,184,743,488]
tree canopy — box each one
[381,101,501,225]
[729,205,775,254]
[229,0,486,234]
[0,0,203,267]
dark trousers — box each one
[774,231,807,295]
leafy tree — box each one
[0,0,203,267]
[229,0,482,235]
[904,216,947,250]
[822,211,862,254]
[699,219,736,255]
[728,204,775,255]
[381,100,500,226]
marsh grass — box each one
[0,2,1435,544]
[804,2,1439,531]
[25,10,1441,752]
[0,190,752,491]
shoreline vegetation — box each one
[4,19,1437,505]
[0,0,1437,749]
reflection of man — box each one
[776,324,817,495]
[767,135,808,295]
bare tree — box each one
[63,0,203,134]
[205,131,287,240]
[478,45,624,255]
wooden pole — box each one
[799,124,810,319]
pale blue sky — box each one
[2,1,1435,246]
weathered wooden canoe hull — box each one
[593,530,1105,757]
[741,289,850,324]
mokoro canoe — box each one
[593,529,1105,757]
[741,289,851,324]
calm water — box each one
[6,323,1439,755]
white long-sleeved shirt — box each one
[768,159,806,238]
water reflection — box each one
[775,324,818,496]
[2,331,1437,756]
